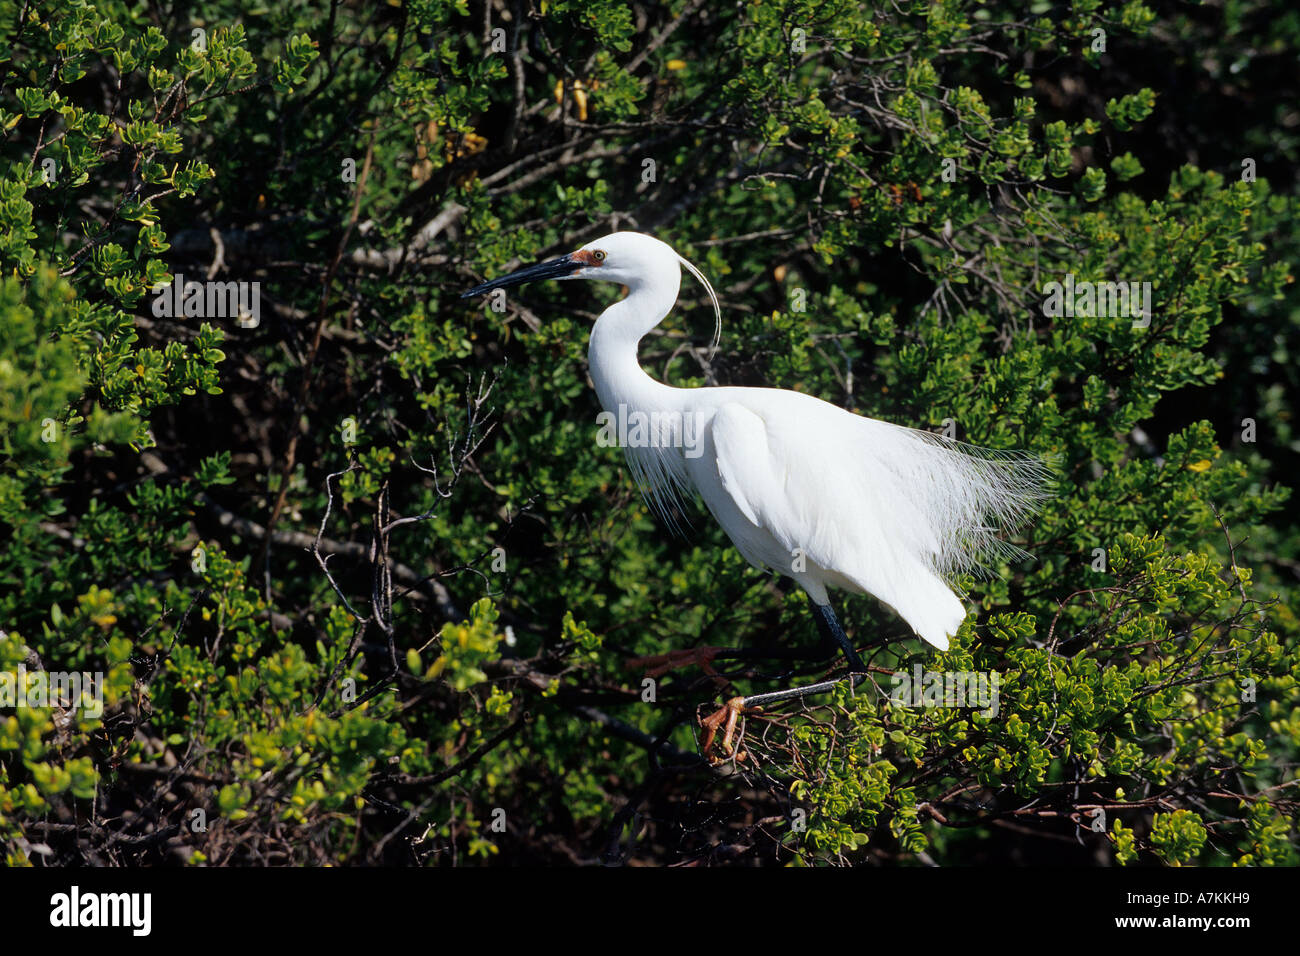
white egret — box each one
[463,232,1050,751]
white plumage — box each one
[465,231,1050,653]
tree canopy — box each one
[1,0,1297,866]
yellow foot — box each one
[699,695,758,759]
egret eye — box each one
[593,250,606,262]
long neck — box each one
[586,263,682,415]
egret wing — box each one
[704,397,1046,650]
[707,401,894,577]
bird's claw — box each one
[699,695,757,760]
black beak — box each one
[461,253,579,298]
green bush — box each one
[0,0,1296,865]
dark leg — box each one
[736,602,869,707]
[700,600,868,755]
[808,597,865,673]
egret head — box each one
[461,231,721,355]
[461,231,711,297]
